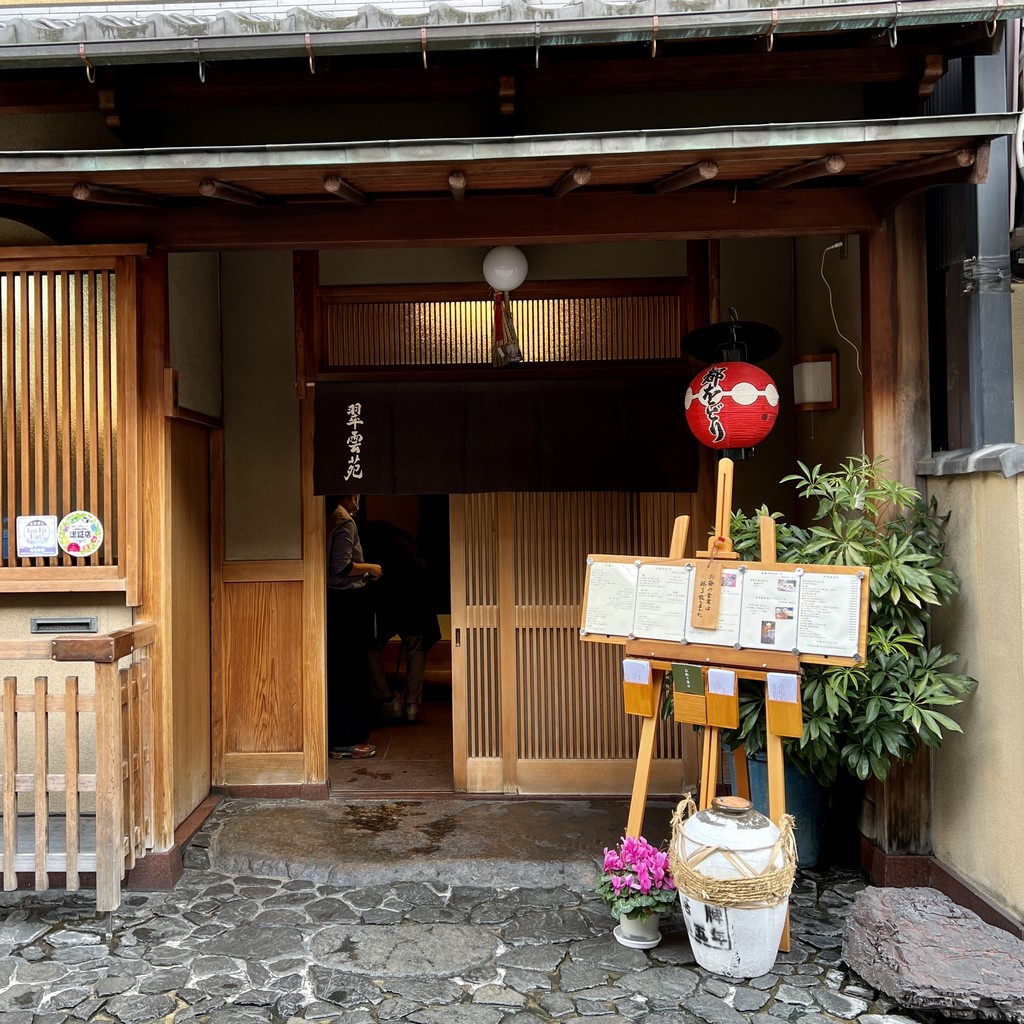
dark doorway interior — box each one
[328,493,454,796]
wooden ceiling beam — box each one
[653,161,718,194]
[59,189,880,250]
[322,174,366,203]
[864,147,975,187]
[551,166,591,198]
[757,155,846,190]
[198,178,266,205]
[71,181,165,207]
[448,171,466,201]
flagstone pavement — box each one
[0,797,943,1024]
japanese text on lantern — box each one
[698,366,727,444]
[344,402,364,482]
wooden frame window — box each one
[0,248,143,596]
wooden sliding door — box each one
[451,491,703,795]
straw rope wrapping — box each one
[669,794,797,909]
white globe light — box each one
[482,246,528,292]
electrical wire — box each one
[820,242,862,377]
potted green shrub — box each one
[722,457,976,857]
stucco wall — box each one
[793,235,864,478]
[928,473,1024,921]
[168,252,222,419]
[719,237,798,522]
[221,250,302,560]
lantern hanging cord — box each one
[821,242,861,377]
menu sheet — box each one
[737,570,800,652]
[684,565,743,647]
[632,563,692,642]
[795,572,862,657]
[582,561,639,637]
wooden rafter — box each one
[864,147,975,186]
[449,171,466,201]
[757,155,846,190]
[70,182,164,207]
[654,161,718,194]
[321,175,365,203]
[198,179,265,206]
[552,166,591,198]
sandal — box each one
[330,743,376,759]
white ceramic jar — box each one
[675,795,791,978]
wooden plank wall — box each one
[169,420,211,826]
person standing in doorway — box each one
[363,519,441,724]
[326,494,382,758]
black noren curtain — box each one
[314,377,699,495]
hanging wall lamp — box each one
[483,246,528,366]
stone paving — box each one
[0,855,938,1024]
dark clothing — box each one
[326,506,373,747]
[362,520,442,651]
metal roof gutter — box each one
[0,0,1021,70]
[0,112,1015,174]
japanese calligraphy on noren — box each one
[343,402,364,482]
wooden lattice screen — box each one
[0,253,140,594]
[318,280,692,369]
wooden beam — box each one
[198,179,265,206]
[551,166,591,198]
[653,161,718,194]
[322,174,365,203]
[757,154,846,190]
[448,171,466,201]
[917,54,947,102]
[71,182,165,207]
[865,147,975,187]
[62,188,880,249]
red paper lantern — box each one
[684,361,780,449]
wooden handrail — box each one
[0,623,156,664]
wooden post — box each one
[624,515,690,838]
[94,661,123,914]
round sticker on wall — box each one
[57,510,104,558]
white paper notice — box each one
[15,515,58,558]
[707,668,736,697]
[766,672,799,704]
[796,572,862,657]
[632,563,692,643]
[684,566,743,646]
[737,569,800,651]
[623,658,652,685]
[583,561,639,637]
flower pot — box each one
[745,753,828,868]
[614,912,662,949]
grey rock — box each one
[406,1008,505,1024]
[560,961,609,991]
[104,992,177,1024]
[497,945,565,973]
[843,887,1024,1023]
[574,996,617,1014]
[773,984,816,1006]
[856,1016,918,1024]
[503,967,552,993]
[0,920,49,947]
[472,983,527,1007]
[190,954,243,978]
[307,966,385,1007]
[732,987,771,1012]
[195,923,306,959]
[250,909,308,927]
[703,978,732,998]
[69,996,107,1020]
[811,988,868,1018]
[40,987,91,1011]
[13,960,67,984]
[683,993,748,1024]
[50,945,109,964]
[502,909,594,945]
[44,930,100,947]
[824,968,845,990]
[310,923,499,977]
[749,974,778,991]
[539,990,576,1017]
[616,965,700,1003]
[501,1014,548,1024]
[570,935,652,972]
[138,967,191,993]
[792,1015,843,1024]
[95,975,136,996]
[642,1014,705,1024]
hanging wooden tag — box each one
[690,561,722,630]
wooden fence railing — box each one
[0,623,155,912]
